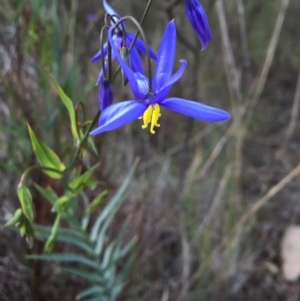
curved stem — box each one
[128,0,154,53]
[67,110,101,170]
[99,25,110,79]
[113,16,153,93]
[20,165,63,185]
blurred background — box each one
[1,0,300,300]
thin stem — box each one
[128,0,154,53]
[103,14,126,82]
[75,102,86,127]
[99,25,109,79]
[20,166,63,185]
[112,16,153,93]
[67,110,101,170]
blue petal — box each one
[155,60,187,100]
[126,32,157,60]
[154,20,176,91]
[103,0,119,18]
[91,42,108,63]
[90,101,146,135]
[91,33,121,64]
[108,27,146,99]
[95,52,114,86]
[185,0,212,50]
[130,47,144,74]
[160,98,231,122]
[135,72,149,96]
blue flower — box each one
[90,20,230,136]
[184,0,212,50]
[92,0,157,85]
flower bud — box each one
[184,0,212,50]
[99,78,113,111]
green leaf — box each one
[101,241,117,270]
[53,196,72,214]
[63,268,104,283]
[35,225,94,253]
[69,164,99,195]
[17,183,34,222]
[90,159,139,243]
[34,184,58,205]
[20,214,35,248]
[28,124,65,179]
[4,208,23,228]
[119,236,137,258]
[26,253,100,270]
[47,72,80,139]
[80,297,106,301]
[44,214,61,252]
[80,192,91,231]
[76,285,103,300]
[86,190,108,214]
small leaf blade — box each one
[28,124,65,179]
[17,184,34,222]
[48,72,80,139]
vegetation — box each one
[1,0,300,300]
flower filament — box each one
[140,104,161,134]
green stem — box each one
[20,165,63,185]
[66,110,101,170]
[115,0,154,78]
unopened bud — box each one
[99,78,113,111]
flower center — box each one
[140,104,161,134]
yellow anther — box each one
[141,105,153,129]
[150,104,161,134]
[140,104,161,134]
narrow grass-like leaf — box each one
[81,192,91,231]
[35,225,94,253]
[48,72,80,139]
[110,281,126,301]
[94,205,122,256]
[63,268,104,283]
[34,184,58,205]
[94,194,131,256]
[81,297,107,301]
[28,124,65,179]
[119,236,137,258]
[44,214,61,252]
[35,225,89,241]
[76,285,103,300]
[86,190,108,214]
[90,159,139,242]
[27,254,99,270]
[101,241,117,271]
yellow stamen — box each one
[140,104,161,134]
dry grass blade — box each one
[229,162,300,248]
[277,68,300,157]
[216,0,241,107]
[235,0,250,71]
[197,0,290,181]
